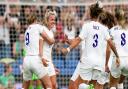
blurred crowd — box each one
[2,0,128,3]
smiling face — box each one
[47,14,56,29]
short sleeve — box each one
[107,27,115,41]
[110,27,115,37]
[79,23,88,40]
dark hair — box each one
[9,5,17,8]
[89,2,103,19]
[98,11,116,29]
[27,13,37,25]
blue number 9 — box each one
[93,34,98,48]
[25,32,30,45]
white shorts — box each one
[70,61,80,81]
[23,56,47,81]
[79,62,108,85]
[45,62,56,76]
[110,56,128,78]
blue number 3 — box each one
[25,32,30,45]
[93,34,98,47]
[121,33,126,46]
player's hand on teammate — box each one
[61,48,68,55]
[42,58,49,67]
[116,57,120,67]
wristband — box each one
[67,47,70,52]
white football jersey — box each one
[79,21,110,70]
[110,25,128,56]
[41,26,54,62]
[24,24,44,56]
[64,26,76,40]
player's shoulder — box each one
[41,25,49,31]
[82,20,91,27]
[29,23,42,29]
[110,25,120,31]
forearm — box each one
[41,32,55,45]
[106,43,111,66]
[68,37,81,50]
[39,39,43,58]
[108,39,119,58]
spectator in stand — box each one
[64,15,76,44]
[12,31,25,59]
[0,15,10,58]
[0,64,15,89]
[5,5,20,58]
[20,5,31,32]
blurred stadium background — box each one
[0,0,128,89]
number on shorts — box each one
[121,33,126,46]
[93,34,98,48]
[25,32,30,45]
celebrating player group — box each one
[22,1,128,89]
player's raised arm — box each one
[61,23,87,55]
[61,37,81,55]
[69,37,81,51]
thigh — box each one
[23,56,32,81]
[47,62,56,76]
[79,67,93,81]
[40,74,52,88]
[92,70,109,85]
[23,81,31,89]
[109,73,120,88]
[31,56,47,79]
[71,62,80,81]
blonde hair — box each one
[115,7,126,28]
[27,13,37,25]
[43,9,56,26]
[65,15,75,26]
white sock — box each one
[110,87,116,89]
[117,83,123,89]
[78,83,89,89]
